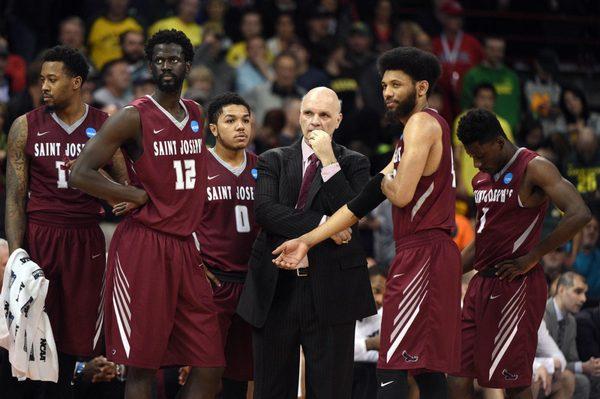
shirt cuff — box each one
[321,163,341,182]
[575,361,583,374]
[319,215,328,225]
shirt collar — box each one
[301,138,315,163]
[553,297,564,322]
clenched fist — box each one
[307,130,336,166]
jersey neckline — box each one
[145,94,190,131]
[50,104,89,135]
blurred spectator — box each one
[433,0,483,122]
[393,21,431,52]
[227,9,267,68]
[148,0,202,47]
[279,98,301,146]
[58,16,87,54]
[564,127,600,204]
[572,216,600,303]
[524,49,563,137]
[543,246,569,288]
[519,116,545,150]
[545,272,600,399]
[266,13,297,57]
[193,28,235,95]
[120,30,148,82]
[288,41,330,92]
[352,266,385,399]
[184,65,213,105]
[453,213,474,251]
[235,36,273,94]
[460,36,521,131]
[346,22,376,78]
[93,59,133,108]
[370,201,395,271]
[0,240,7,283]
[202,0,228,35]
[253,108,286,154]
[0,49,12,104]
[132,77,155,99]
[370,0,395,53]
[0,36,26,95]
[453,83,514,198]
[88,0,143,70]
[245,52,304,125]
[6,61,42,129]
[576,303,600,366]
[303,6,337,69]
[558,86,600,142]
[532,319,574,398]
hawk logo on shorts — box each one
[502,369,518,380]
[402,350,419,363]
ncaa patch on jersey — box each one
[251,168,258,180]
[86,127,96,138]
[503,172,513,184]
[191,120,200,133]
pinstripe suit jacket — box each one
[237,139,376,328]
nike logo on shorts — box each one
[208,175,220,180]
[37,131,50,136]
[380,381,394,387]
[392,273,405,278]
[92,253,102,259]
[153,128,165,134]
[490,294,501,300]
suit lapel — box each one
[286,140,303,205]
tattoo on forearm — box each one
[5,116,29,252]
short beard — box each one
[157,79,183,93]
[384,89,417,125]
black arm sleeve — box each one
[347,173,387,218]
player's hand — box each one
[112,184,148,216]
[381,173,395,199]
[534,364,552,396]
[272,239,310,269]
[583,357,600,376]
[61,157,77,170]
[83,356,117,383]
[308,130,336,166]
[494,254,537,282]
[178,366,191,386]
[204,265,222,288]
[330,228,352,245]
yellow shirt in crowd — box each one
[88,17,143,70]
[148,17,203,47]
[452,111,514,197]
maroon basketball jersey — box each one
[391,108,456,241]
[25,105,107,222]
[195,149,259,273]
[472,148,548,271]
[124,95,207,237]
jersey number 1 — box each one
[173,160,196,190]
[55,161,69,189]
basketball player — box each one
[188,92,258,398]
[273,46,462,399]
[69,30,224,399]
[446,109,591,399]
[5,45,126,397]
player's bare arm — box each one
[381,112,442,207]
[495,156,591,280]
[5,115,29,253]
[69,106,147,206]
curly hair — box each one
[145,29,194,63]
[207,92,251,125]
[457,109,507,146]
[377,47,441,95]
[41,45,89,82]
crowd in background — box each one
[1,0,600,397]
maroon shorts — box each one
[104,219,225,369]
[212,281,253,381]
[457,265,547,388]
[378,230,462,373]
[26,219,105,357]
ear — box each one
[418,80,429,98]
[73,76,82,91]
[209,123,218,137]
[335,112,343,130]
[185,61,192,76]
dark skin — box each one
[449,137,591,399]
[69,42,223,399]
[5,61,127,253]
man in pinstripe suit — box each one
[237,87,376,398]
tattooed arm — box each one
[5,116,29,253]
